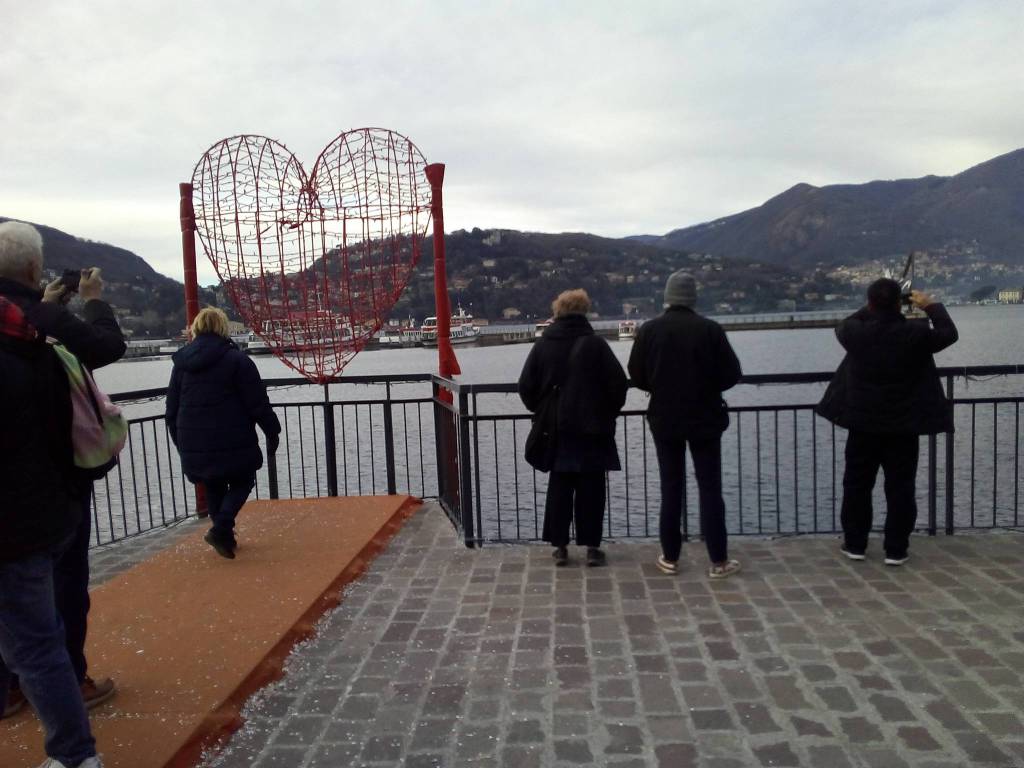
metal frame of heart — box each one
[191,128,432,383]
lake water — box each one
[90,305,1024,544]
[97,304,1024,395]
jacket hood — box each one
[542,314,594,341]
[172,333,234,372]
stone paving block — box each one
[752,742,800,767]
[898,725,944,751]
[654,743,698,768]
[735,702,783,734]
[554,740,594,764]
[952,730,1011,763]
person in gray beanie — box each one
[628,270,743,579]
[663,270,697,308]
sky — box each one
[2,0,1022,285]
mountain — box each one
[393,228,820,320]
[652,148,1024,267]
[0,217,217,336]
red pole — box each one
[179,182,201,329]
[179,182,207,516]
[425,163,461,378]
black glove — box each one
[266,433,280,455]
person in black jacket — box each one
[628,271,743,579]
[816,279,958,565]
[167,307,281,559]
[0,222,103,766]
[0,220,125,721]
[518,289,627,567]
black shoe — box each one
[586,547,606,567]
[552,547,569,566]
[840,544,865,561]
[205,531,236,559]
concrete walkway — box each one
[100,507,1024,767]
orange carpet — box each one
[0,495,419,768]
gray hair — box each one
[0,221,44,281]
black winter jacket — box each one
[166,333,282,481]
[518,315,628,472]
[0,277,126,372]
[627,307,742,441]
[0,296,77,563]
[815,303,958,435]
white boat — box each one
[244,333,271,354]
[534,318,553,339]
[618,320,638,340]
[421,305,481,346]
[377,317,421,347]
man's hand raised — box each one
[78,268,103,301]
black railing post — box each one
[432,382,448,508]
[323,384,338,497]
[458,387,477,548]
[927,434,937,535]
[383,381,397,495]
[945,375,955,535]
[268,450,280,500]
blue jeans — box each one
[0,547,96,765]
[2,486,94,692]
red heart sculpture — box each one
[192,128,432,382]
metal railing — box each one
[92,374,435,548]
[92,366,1023,549]
[436,366,1024,546]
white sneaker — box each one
[37,757,104,768]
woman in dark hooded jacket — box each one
[518,289,628,566]
[166,308,281,558]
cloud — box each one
[2,0,1022,285]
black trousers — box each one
[204,474,256,544]
[840,431,919,558]
[542,471,605,548]
[655,436,728,564]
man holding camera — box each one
[817,278,958,565]
[0,220,111,766]
[0,221,125,723]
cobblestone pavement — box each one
[157,505,1024,767]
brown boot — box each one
[82,676,117,710]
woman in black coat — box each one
[166,308,281,559]
[518,289,627,566]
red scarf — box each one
[0,296,38,342]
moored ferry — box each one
[421,305,481,346]
[618,319,638,340]
[534,318,553,339]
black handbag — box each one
[524,338,583,472]
[525,385,560,472]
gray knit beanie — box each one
[664,270,697,308]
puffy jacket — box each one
[627,306,742,441]
[518,314,628,472]
[166,333,281,481]
[816,303,958,435]
[0,294,77,563]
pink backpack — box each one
[51,343,128,478]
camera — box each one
[59,269,82,293]
[886,252,928,319]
